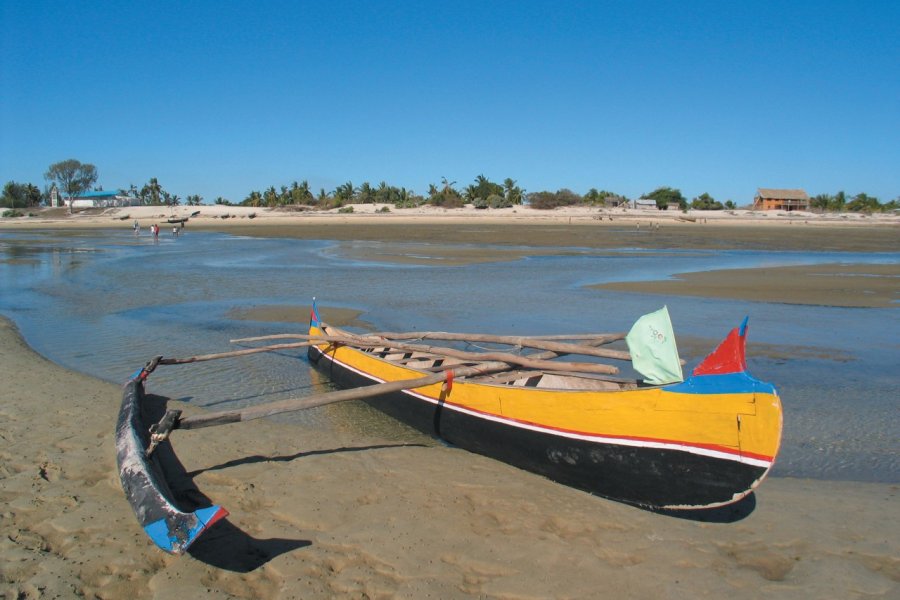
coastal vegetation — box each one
[42,159,98,213]
[1,181,42,209]
[3,158,899,214]
[810,191,892,213]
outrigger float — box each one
[117,302,782,554]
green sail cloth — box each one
[625,306,684,385]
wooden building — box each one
[753,188,810,211]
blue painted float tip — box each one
[143,505,229,554]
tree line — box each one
[809,191,896,213]
[232,175,526,210]
[3,158,899,214]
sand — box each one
[2,206,899,597]
[1,317,898,598]
[3,204,899,254]
[2,316,899,599]
[594,263,900,308]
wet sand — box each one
[216,221,900,253]
[1,316,898,598]
[3,204,899,253]
[4,206,898,308]
[594,263,900,308]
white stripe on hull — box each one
[315,349,774,470]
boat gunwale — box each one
[310,327,779,467]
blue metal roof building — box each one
[70,189,140,208]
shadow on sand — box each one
[650,492,757,523]
[143,393,425,572]
[185,443,428,478]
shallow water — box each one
[1,229,897,482]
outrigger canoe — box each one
[307,305,782,510]
[117,303,781,554]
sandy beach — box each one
[2,206,899,598]
[3,204,899,255]
[1,316,898,599]
[593,263,900,308]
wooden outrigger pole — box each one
[117,329,626,554]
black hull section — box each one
[116,379,227,553]
[309,346,767,509]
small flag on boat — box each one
[310,298,321,328]
[626,306,684,385]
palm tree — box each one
[833,191,846,211]
[503,178,523,205]
[334,181,356,203]
[375,181,390,204]
[243,191,262,207]
[264,186,278,207]
[358,182,374,204]
[147,178,162,206]
[300,180,313,204]
[288,180,313,205]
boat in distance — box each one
[307,305,783,510]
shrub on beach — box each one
[475,194,513,209]
[691,193,724,210]
[527,189,582,210]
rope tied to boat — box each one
[135,355,164,381]
[465,341,524,354]
[442,370,454,393]
[145,409,182,457]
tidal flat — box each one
[0,220,898,598]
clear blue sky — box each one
[2,0,898,204]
